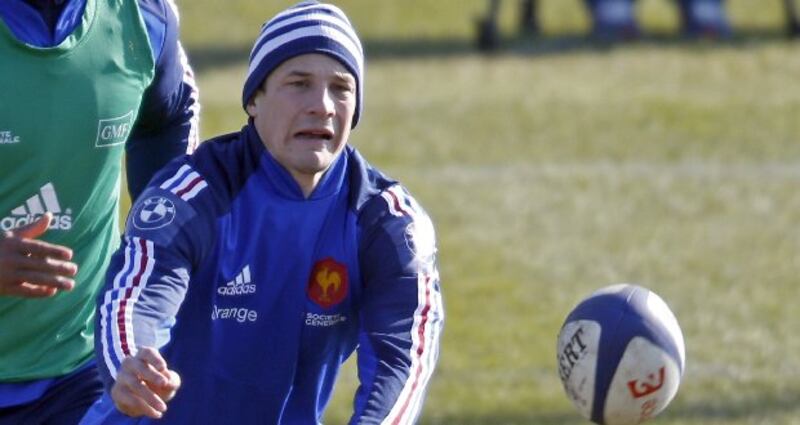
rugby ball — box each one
[557,284,685,425]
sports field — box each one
[128,1,800,423]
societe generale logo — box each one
[0,130,21,145]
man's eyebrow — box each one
[285,70,312,77]
[286,69,355,82]
[332,71,356,84]
[281,69,354,84]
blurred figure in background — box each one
[585,0,640,39]
[0,0,199,423]
[585,0,731,39]
[476,0,733,50]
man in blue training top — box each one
[81,1,444,424]
[0,0,199,423]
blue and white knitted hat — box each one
[243,1,365,128]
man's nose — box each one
[307,86,335,117]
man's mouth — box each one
[295,129,333,140]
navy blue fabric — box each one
[0,380,51,409]
[0,0,84,46]
[243,36,361,109]
[0,0,162,65]
[251,18,360,63]
[125,0,197,201]
[0,363,102,425]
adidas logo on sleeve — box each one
[217,265,256,296]
[1,183,72,231]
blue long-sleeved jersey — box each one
[84,124,444,424]
[0,0,200,200]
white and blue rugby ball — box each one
[557,284,686,425]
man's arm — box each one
[127,0,200,202]
[352,185,445,424]
[97,234,189,382]
[96,161,212,418]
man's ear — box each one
[246,98,258,117]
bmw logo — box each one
[132,196,176,230]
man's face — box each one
[247,54,356,191]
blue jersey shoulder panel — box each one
[345,145,397,213]
[186,125,265,210]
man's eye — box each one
[333,83,354,94]
[288,80,308,88]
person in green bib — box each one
[0,0,200,423]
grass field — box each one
[127,1,800,423]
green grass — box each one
[122,1,800,423]
[179,0,792,49]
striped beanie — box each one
[243,1,365,128]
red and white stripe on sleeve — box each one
[380,185,444,425]
[100,237,156,379]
